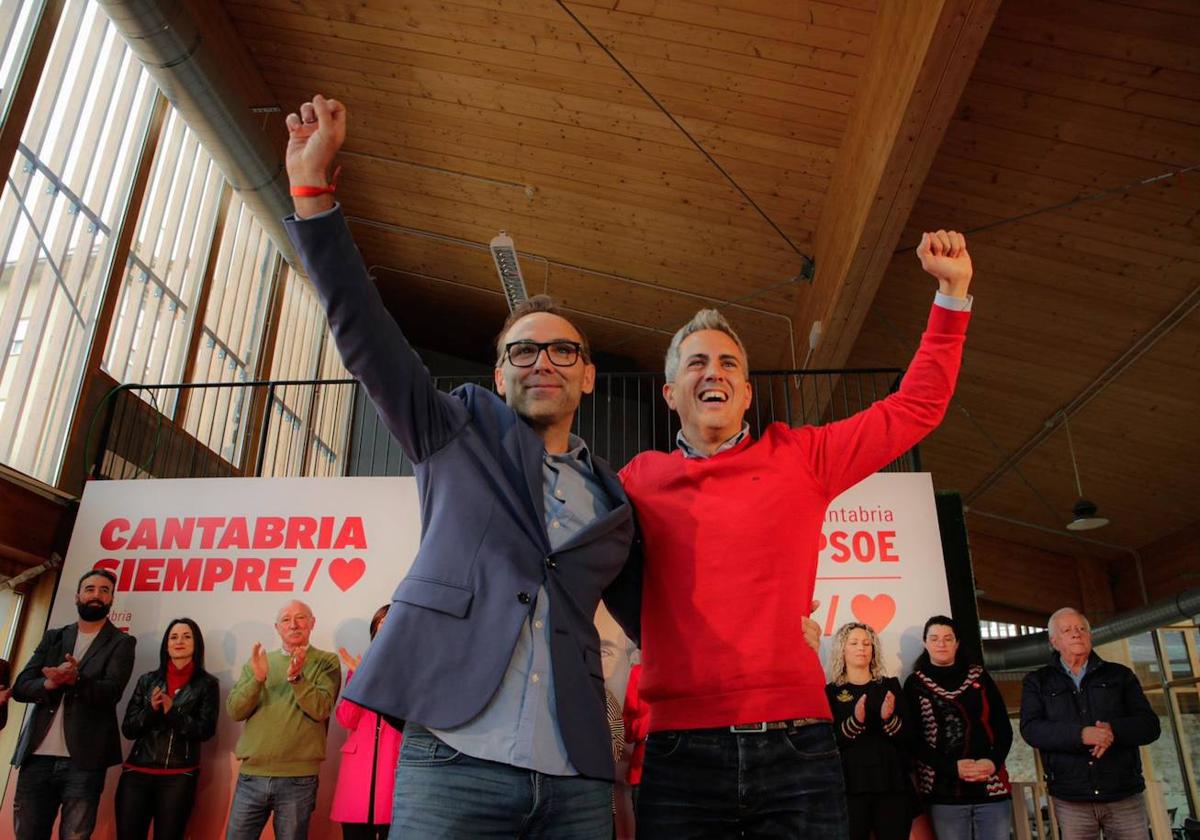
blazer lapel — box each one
[502,420,550,553]
[60,624,78,661]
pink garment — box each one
[330,673,404,825]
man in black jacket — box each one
[1020,607,1160,840]
[10,569,136,840]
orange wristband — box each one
[290,165,341,197]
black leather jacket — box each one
[121,669,219,771]
[1019,653,1160,802]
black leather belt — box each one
[728,717,824,733]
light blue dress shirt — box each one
[1061,656,1089,691]
[431,434,611,775]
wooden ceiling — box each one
[215,0,1199,584]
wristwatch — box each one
[287,672,302,684]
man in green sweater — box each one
[225,599,341,840]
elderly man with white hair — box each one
[226,600,341,840]
[1019,607,1160,839]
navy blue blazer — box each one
[285,209,641,780]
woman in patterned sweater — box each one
[903,615,1013,840]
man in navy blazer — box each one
[283,94,640,839]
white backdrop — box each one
[3,471,950,838]
[2,477,422,839]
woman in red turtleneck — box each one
[116,618,219,840]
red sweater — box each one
[619,304,969,731]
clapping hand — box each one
[249,643,270,684]
[287,647,307,683]
[42,654,79,690]
[337,647,362,674]
[149,685,173,714]
[854,694,867,724]
[880,690,895,721]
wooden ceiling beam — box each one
[792,0,1002,376]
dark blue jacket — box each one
[285,209,641,780]
[1019,652,1159,802]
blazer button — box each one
[545,557,558,569]
[517,592,531,604]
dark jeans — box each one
[392,724,611,838]
[635,722,849,839]
[13,755,107,840]
[340,824,389,839]
[115,768,198,840]
[847,791,914,840]
[225,773,319,840]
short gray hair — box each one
[1047,607,1090,640]
[664,309,749,381]
[276,599,314,623]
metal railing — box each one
[89,368,917,481]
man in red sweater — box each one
[619,231,974,838]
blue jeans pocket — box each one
[398,729,464,766]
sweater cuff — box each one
[926,301,971,334]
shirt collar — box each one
[677,423,750,459]
[545,433,594,471]
[1060,655,1089,678]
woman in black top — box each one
[903,615,1012,840]
[116,618,219,840]
[825,621,917,840]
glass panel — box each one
[102,108,225,406]
[0,0,44,125]
[0,0,155,483]
[1144,688,1192,831]
[1163,630,1193,679]
[182,194,278,467]
[1127,631,1163,684]
[261,266,321,477]
[1167,687,1199,830]
[260,267,352,477]
[307,328,351,477]
[1005,722,1037,784]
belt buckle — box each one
[729,722,768,733]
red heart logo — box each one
[850,594,896,633]
[328,557,366,592]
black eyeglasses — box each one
[504,340,584,368]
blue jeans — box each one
[391,724,612,839]
[928,800,1013,840]
[225,773,318,840]
[13,755,107,840]
[635,723,850,839]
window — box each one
[0,0,155,483]
[181,193,278,465]
[0,1,44,126]
[103,108,225,407]
[261,267,352,477]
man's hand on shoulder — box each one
[285,94,347,219]
[917,230,972,298]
